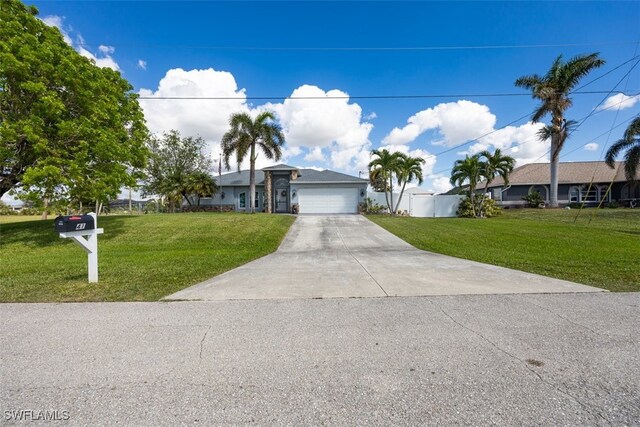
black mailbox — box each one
[54,215,95,233]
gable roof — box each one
[486,161,637,188]
[214,168,367,186]
[261,164,299,171]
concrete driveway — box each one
[166,215,603,300]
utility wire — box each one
[84,41,638,51]
[138,90,638,101]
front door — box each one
[275,188,288,213]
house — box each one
[202,164,368,214]
[485,161,640,207]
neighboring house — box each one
[484,161,640,207]
[203,164,368,214]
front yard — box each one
[0,213,295,302]
[369,208,640,292]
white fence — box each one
[368,192,463,218]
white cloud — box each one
[364,112,377,120]
[383,100,496,147]
[264,85,374,172]
[137,59,147,70]
[77,46,120,71]
[304,147,325,162]
[599,93,640,111]
[98,45,115,54]
[373,144,437,190]
[429,175,453,194]
[41,15,119,71]
[584,142,599,151]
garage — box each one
[298,187,359,214]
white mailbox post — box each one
[58,212,104,282]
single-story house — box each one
[485,161,640,207]
[202,164,368,214]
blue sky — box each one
[32,1,640,193]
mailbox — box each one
[54,215,95,233]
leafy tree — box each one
[478,149,515,216]
[394,155,426,212]
[605,115,640,182]
[143,130,212,208]
[221,111,285,213]
[369,149,402,214]
[0,0,148,218]
[450,155,484,218]
[515,53,605,207]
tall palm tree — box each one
[221,111,285,213]
[369,149,402,214]
[605,115,640,182]
[450,155,483,217]
[515,53,605,207]
[394,155,426,212]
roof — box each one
[215,168,367,186]
[485,161,638,188]
[261,164,299,171]
[295,169,367,184]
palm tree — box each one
[450,155,483,217]
[221,111,285,213]
[394,155,426,212]
[605,115,640,182]
[186,171,218,206]
[478,149,515,216]
[515,53,605,207]
[369,149,402,214]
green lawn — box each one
[368,208,640,292]
[0,213,295,302]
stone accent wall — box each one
[265,171,273,213]
[291,170,298,181]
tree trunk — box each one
[128,188,132,212]
[394,181,408,213]
[389,174,394,215]
[249,141,256,214]
[41,198,49,220]
[549,135,560,208]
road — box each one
[2,293,638,425]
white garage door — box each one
[298,188,358,214]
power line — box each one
[83,41,638,52]
[138,90,639,101]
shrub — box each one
[607,200,620,209]
[0,201,12,215]
[522,191,545,208]
[362,197,385,214]
[457,196,501,218]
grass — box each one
[0,213,295,302]
[368,208,640,292]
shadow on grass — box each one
[0,216,132,248]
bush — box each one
[362,197,385,214]
[0,201,12,215]
[457,196,501,218]
[607,200,620,209]
[522,191,545,208]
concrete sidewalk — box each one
[1,293,638,425]
[165,215,603,300]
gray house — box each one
[485,161,640,207]
[202,164,368,214]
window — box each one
[580,186,597,202]
[597,185,611,203]
[569,186,580,203]
[255,192,260,209]
[239,192,246,209]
